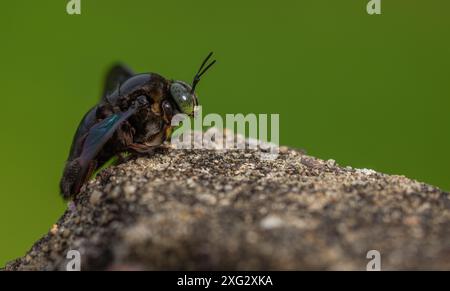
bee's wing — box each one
[60,106,137,198]
[80,109,134,162]
[102,63,134,100]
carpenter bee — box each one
[60,53,216,199]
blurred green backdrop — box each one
[0,0,449,266]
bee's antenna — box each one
[191,52,216,93]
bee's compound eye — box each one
[170,82,194,115]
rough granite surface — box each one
[3,132,450,271]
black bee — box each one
[60,53,216,198]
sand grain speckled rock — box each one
[4,132,450,270]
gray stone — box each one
[3,133,450,271]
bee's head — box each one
[169,52,215,117]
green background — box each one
[0,0,449,266]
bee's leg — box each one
[84,160,98,185]
[108,120,136,163]
[116,152,132,164]
[116,121,135,148]
[128,143,158,154]
[128,127,167,154]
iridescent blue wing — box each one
[60,107,136,198]
[80,112,129,162]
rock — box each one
[89,190,103,206]
[260,215,284,230]
[3,133,450,271]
